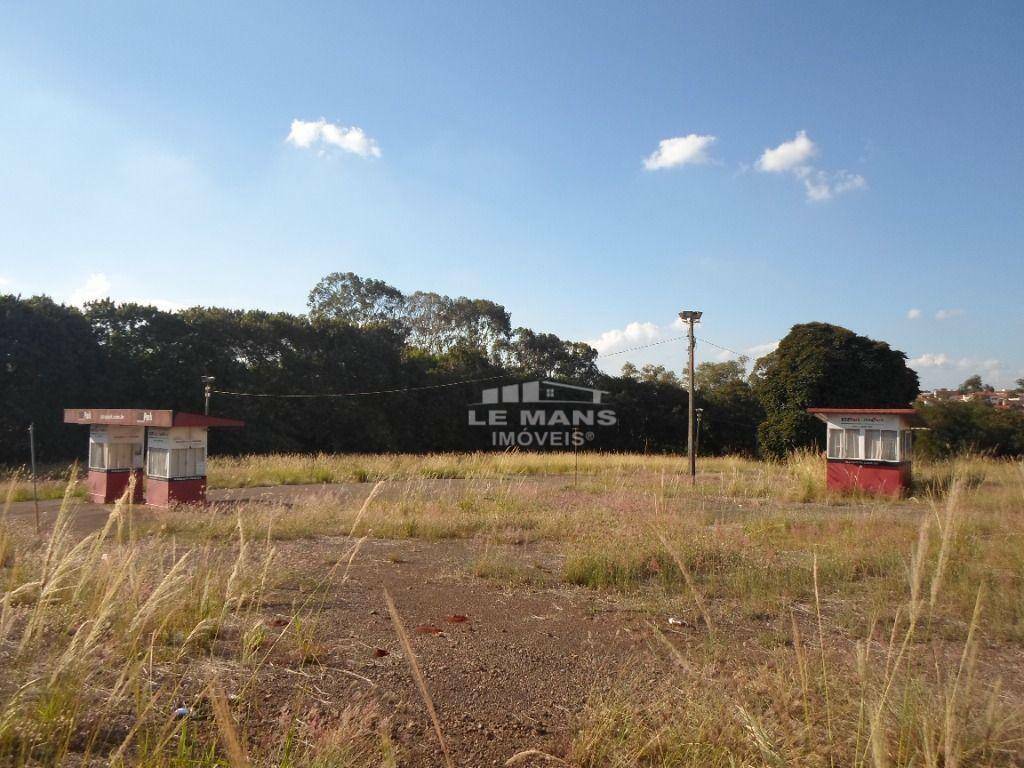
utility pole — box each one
[678,310,702,484]
[202,376,216,416]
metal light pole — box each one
[28,423,40,534]
[573,426,580,488]
[202,376,216,415]
[678,310,702,484]
[695,408,704,458]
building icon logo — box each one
[468,380,616,448]
[475,380,607,406]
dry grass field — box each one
[1,452,1023,766]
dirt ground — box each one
[7,479,1024,766]
[240,536,672,766]
[4,483,679,765]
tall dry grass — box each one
[568,475,1023,766]
[0,474,391,767]
[1,452,1021,766]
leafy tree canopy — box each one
[958,374,993,394]
[752,322,919,457]
[636,364,681,387]
[308,272,405,327]
[694,358,748,394]
[308,273,511,359]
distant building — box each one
[916,388,959,404]
[916,388,1023,410]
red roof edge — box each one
[172,412,245,428]
[807,407,925,427]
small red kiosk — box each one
[64,408,243,507]
[807,408,923,497]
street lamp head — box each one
[201,375,216,384]
[695,408,704,417]
[678,310,702,322]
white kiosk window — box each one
[827,429,842,459]
[864,429,881,460]
[146,448,169,478]
[842,429,860,459]
[169,445,206,477]
[880,430,898,462]
[88,426,144,471]
[146,427,208,479]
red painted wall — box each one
[86,469,145,504]
[826,461,911,497]
[144,477,207,507]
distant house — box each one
[916,388,1023,410]
[916,388,959,404]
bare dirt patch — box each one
[233,536,672,766]
[4,458,1023,766]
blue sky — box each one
[1,2,1021,389]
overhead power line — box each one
[211,336,755,399]
[212,373,510,399]
[695,337,749,359]
[597,334,749,361]
[597,334,687,357]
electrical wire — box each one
[212,373,510,399]
[597,333,751,360]
[211,336,756,398]
[696,337,750,359]
[597,335,687,357]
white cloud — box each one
[588,321,662,354]
[795,167,867,202]
[755,130,866,202]
[756,130,817,173]
[0,275,10,289]
[747,340,779,357]
[966,358,1002,376]
[69,273,112,306]
[910,353,1001,375]
[935,308,964,320]
[144,298,186,312]
[911,352,950,368]
[643,134,717,170]
[67,273,183,311]
[286,118,381,158]
[286,120,322,149]
[907,308,922,319]
[832,170,868,195]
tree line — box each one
[2,272,1020,464]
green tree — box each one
[498,328,599,384]
[404,292,511,358]
[0,295,103,463]
[307,272,405,326]
[694,358,748,393]
[959,374,983,393]
[916,401,1024,457]
[753,322,919,458]
[638,364,681,387]
[597,375,688,453]
[692,358,762,455]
